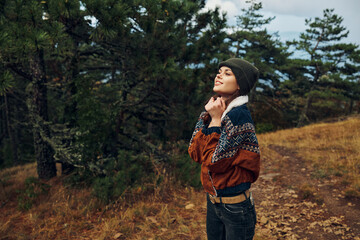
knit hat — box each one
[218,58,259,95]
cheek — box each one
[226,79,238,90]
[232,81,239,89]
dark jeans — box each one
[206,193,257,240]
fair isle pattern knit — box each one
[212,115,260,163]
[189,111,206,146]
[189,96,249,146]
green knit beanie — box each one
[218,58,259,95]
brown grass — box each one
[0,163,37,202]
[0,116,359,239]
[0,164,209,240]
[259,116,360,197]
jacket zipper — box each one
[208,170,218,196]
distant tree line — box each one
[0,0,359,188]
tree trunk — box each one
[27,51,56,180]
[297,73,319,127]
[4,94,19,165]
[61,44,79,175]
[297,93,313,127]
[348,98,354,115]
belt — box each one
[208,190,250,204]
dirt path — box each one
[1,143,359,240]
[251,144,360,239]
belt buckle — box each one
[209,194,216,204]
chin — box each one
[213,89,225,96]
[213,87,221,94]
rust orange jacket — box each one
[188,98,260,197]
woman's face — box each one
[213,66,239,97]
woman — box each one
[188,58,260,240]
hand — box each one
[205,97,226,127]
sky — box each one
[205,0,360,46]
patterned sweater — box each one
[188,96,260,197]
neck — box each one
[219,95,231,101]
[216,89,240,102]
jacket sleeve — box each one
[188,112,221,164]
[189,112,260,179]
[206,114,260,177]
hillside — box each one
[1,116,359,240]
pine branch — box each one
[5,64,32,81]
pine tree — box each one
[288,9,360,126]
[0,69,19,165]
[0,0,71,178]
[227,1,291,129]
[0,0,229,181]
[82,0,228,146]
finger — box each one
[213,97,225,110]
[216,98,224,105]
[220,99,226,110]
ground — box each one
[1,117,360,239]
[251,143,360,240]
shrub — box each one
[168,142,202,189]
[298,184,315,199]
[91,150,154,203]
[17,177,50,211]
[256,123,274,134]
[298,183,323,205]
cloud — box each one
[260,0,360,44]
[205,0,240,21]
[260,0,325,17]
[261,12,305,32]
[203,0,360,44]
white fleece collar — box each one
[221,95,248,120]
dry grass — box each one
[0,163,37,202]
[259,116,360,197]
[1,116,359,239]
[0,164,209,240]
[0,163,62,204]
[0,166,275,240]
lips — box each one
[215,80,223,86]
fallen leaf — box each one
[284,203,294,208]
[185,203,195,209]
[260,201,270,207]
[113,233,123,239]
[309,222,317,228]
[290,216,297,223]
[260,216,268,225]
[334,230,344,235]
[146,216,158,224]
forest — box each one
[1,0,359,202]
